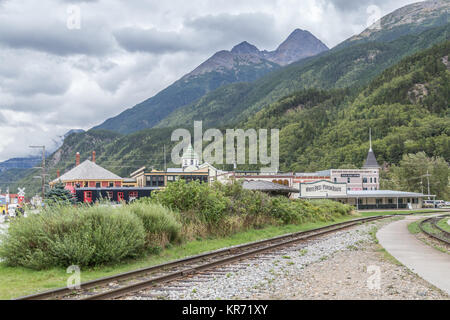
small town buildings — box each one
[298,180,426,210]
[74,187,156,204]
[130,145,213,188]
[50,152,124,190]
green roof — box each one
[182,144,200,160]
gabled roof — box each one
[363,149,380,168]
[52,160,122,183]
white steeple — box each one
[182,144,200,170]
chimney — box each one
[92,151,96,163]
[57,169,60,178]
[76,152,80,166]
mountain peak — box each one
[231,41,260,55]
[269,29,329,65]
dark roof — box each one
[363,149,380,168]
[242,180,299,193]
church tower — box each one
[182,144,200,170]
[363,128,380,169]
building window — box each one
[370,178,373,183]
[374,178,377,183]
[117,192,124,202]
[129,191,138,201]
[376,199,382,205]
[96,182,101,188]
[363,177,368,183]
[347,177,351,183]
[334,178,337,183]
[388,198,393,204]
[109,182,114,187]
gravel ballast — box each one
[126,218,448,300]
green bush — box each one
[0,205,146,269]
[128,202,182,247]
[153,180,229,224]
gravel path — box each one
[125,218,447,300]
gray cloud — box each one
[0,0,423,161]
[114,27,195,54]
[114,12,278,54]
[0,23,115,56]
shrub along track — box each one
[419,214,450,245]
[18,214,425,300]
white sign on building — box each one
[300,180,347,198]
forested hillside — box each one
[157,24,450,129]
[245,41,449,173]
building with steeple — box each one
[181,144,200,171]
[362,128,380,169]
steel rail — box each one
[419,215,450,245]
[82,215,388,300]
[17,213,417,301]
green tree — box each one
[45,182,76,205]
[385,152,449,199]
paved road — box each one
[377,216,450,295]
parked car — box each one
[423,200,444,208]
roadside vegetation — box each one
[0,181,353,271]
[0,180,355,298]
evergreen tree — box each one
[45,182,76,205]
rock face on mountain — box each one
[342,0,449,45]
[93,29,328,134]
[187,29,329,77]
[264,29,329,65]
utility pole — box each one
[163,145,167,172]
[424,170,431,198]
[29,145,46,202]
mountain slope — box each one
[244,40,449,172]
[157,23,450,129]
[340,0,449,47]
[93,30,328,134]
[11,41,449,196]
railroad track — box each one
[419,214,450,245]
[16,215,394,300]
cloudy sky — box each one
[0,0,422,161]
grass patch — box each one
[437,217,450,232]
[0,215,358,299]
[359,210,443,217]
[376,246,403,266]
[408,220,423,234]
